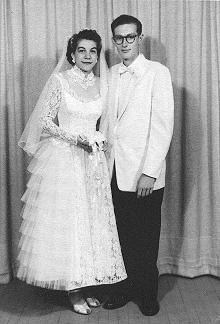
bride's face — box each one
[72,39,98,74]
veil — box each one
[18,35,109,156]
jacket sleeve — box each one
[142,66,174,178]
[40,75,77,145]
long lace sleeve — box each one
[40,75,77,145]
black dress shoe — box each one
[139,298,160,316]
[102,295,129,310]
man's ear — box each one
[112,37,116,47]
[139,34,144,42]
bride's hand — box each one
[101,140,108,152]
[76,135,93,153]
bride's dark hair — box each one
[66,29,102,65]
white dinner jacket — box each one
[101,54,174,192]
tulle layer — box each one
[17,138,127,290]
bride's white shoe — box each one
[68,293,91,315]
[86,297,101,308]
[72,300,92,315]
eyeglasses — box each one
[113,33,138,45]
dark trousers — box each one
[111,167,164,301]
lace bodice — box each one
[40,67,104,145]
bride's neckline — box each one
[67,65,95,89]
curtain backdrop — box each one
[1,0,220,283]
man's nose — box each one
[122,38,128,47]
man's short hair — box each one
[111,14,142,36]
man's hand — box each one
[136,174,156,198]
[76,135,93,153]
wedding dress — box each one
[17,65,127,290]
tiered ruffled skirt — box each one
[17,138,127,290]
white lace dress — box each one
[17,66,127,291]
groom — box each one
[101,15,174,316]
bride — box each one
[17,29,127,315]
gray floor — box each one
[0,275,219,324]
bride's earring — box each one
[71,54,75,64]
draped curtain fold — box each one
[1,0,219,283]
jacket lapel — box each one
[107,68,120,137]
[117,56,150,121]
[117,76,137,120]
[112,71,120,121]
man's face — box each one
[112,23,142,64]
